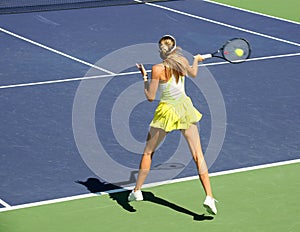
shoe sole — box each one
[128,198,143,202]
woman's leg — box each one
[134,127,167,191]
[181,123,213,197]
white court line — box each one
[0,27,115,75]
[0,70,140,89]
[0,158,299,213]
[134,0,300,47]
[1,1,299,85]
[0,52,299,90]
[0,4,299,212]
[203,0,300,26]
[143,158,300,187]
[0,198,11,208]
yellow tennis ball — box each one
[235,48,244,57]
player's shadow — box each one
[118,191,214,221]
[75,178,121,193]
[76,178,136,212]
[76,178,214,221]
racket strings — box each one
[222,39,250,63]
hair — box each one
[159,35,187,82]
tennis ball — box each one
[235,48,244,57]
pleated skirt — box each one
[150,97,202,132]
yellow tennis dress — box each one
[150,74,202,132]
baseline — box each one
[1,158,299,213]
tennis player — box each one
[128,35,217,215]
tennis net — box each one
[0,0,176,14]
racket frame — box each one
[202,38,251,64]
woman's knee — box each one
[192,152,205,164]
[143,151,154,157]
[192,153,208,173]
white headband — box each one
[159,35,177,53]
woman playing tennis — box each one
[128,35,217,215]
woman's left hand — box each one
[136,63,147,77]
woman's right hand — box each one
[194,54,205,62]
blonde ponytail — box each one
[159,35,187,81]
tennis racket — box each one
[201,38,251,64]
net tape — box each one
[0,0,176,14]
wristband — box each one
[143,76,148,81]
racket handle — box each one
[201,54,212,59]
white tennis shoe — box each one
[203,196,218,215]
[128,190,143,201]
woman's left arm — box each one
[137,64,160,102]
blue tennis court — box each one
[0,0,299,212]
